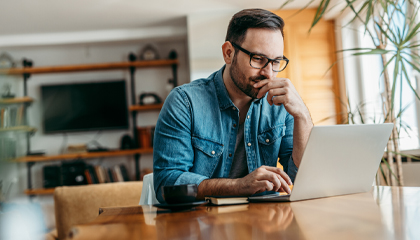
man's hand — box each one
[235,165,292,195]
[254,77,313,168]
[197,166,292,199]
[254,78,310,119]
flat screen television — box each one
[41,80,129,134]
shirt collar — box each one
[213,65,262,110]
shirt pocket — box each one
[257,125,285,166]
[191,136,224,177]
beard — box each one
[229,55,266,99]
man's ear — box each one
[222,41,235,64]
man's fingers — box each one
[280,177,291,194]
[256,82,277,99]
[255,80,286,99]
[262,166,292,185]
[267,89,287,105]
[255,180,274,193]
[272,95,287,106]
[256,172,282,191]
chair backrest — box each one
[54,181,142,240]
[139,173,160,205]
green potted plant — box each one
[282,0,420,185]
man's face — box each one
[229,28,284,99]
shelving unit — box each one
[129,103,163,112]
[24,188,55,195]
[0,96,34,104]
[3,57,178,195]
[0,59,178,75]
[0,126,36,133]
[14,148,154,163]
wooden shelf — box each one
[0,126,36,133]
[0,97,33,104]
[25,188,55,195]
[0,59,178,75]
[14,148,153,163]
[129,103,163,112]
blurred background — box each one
[0,0,419,239]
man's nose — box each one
[259,62,274,79]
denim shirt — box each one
[153,66,298,203]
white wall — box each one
[0,30,189,231]
[187,10,238,80]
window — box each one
[340,3,420,150]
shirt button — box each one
[266,139,270,143]
[233,123,237,127]
[229,153,232,157]
[247,143,251,147]
[232,107,236,110]
[211,151,215,155]
[247,115,250,119]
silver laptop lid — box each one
[290,123,393,201]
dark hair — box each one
[225,9,285,45]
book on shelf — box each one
[110,166,119,182]
[16,105,24,126]
[113,165,124,182]
[119,164,130,181]
[8,107,17,127]
[108,168,115,182]
[85,169,93,184]
[94,165,106,184]
[205,196,249,206]
[0,108,5,127]
[101,166,109,183]
[85,165,99,184]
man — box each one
[153,9,313,203]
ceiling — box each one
[0,0,323,36]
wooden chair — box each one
[52,181,143,240]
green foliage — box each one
[280,0,420,185]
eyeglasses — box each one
[231,42,289,72]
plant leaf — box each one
[352,48,391,55]
[310,0,331,31]
[401,60,420,101]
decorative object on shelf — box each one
[137,126,153,149]
[0,106,21,129]
[120,134,134,150]
[139,92,162,105]
[168,50,177,60]
[67,144,88,153]
[139,44,160,60]
[0,52,15,69]
[0,137,16,161]
[22,58,33,68]
[26,150,45,156]
[128,52,137,62]
[43,165,62,188]
[61,161,87,186]
[1,83,15,99]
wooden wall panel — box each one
[272,9,342,125]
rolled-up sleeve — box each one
[278,112,298,182]
[153,88,208,203]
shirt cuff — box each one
[287,156,298,183]
[174,172,209,187]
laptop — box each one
[248,123,393,202]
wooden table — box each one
[68,186,420,240]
